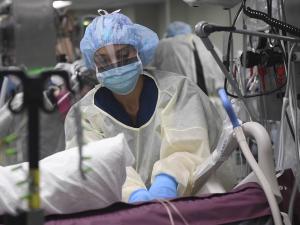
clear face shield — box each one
[94,44,139,72]
[93,44,143,95]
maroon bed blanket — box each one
[44,182,272,225]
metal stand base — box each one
[4,210,44,225]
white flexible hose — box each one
[287,44,300,223]
[277,97,288,172]
[234,126,283,225]
[277,43,297,172]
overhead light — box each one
[83,20,90,27]
[53,1,72,9]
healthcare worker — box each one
[0,62,95,166]
[0,93,65,165]
[64,11,222,203]
[153,21,224,96]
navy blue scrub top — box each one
[94,75,158,128]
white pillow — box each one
[0,133,134,215]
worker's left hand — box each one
[149,173,178,199]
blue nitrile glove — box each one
[149,174,178,199]
[128,189,154,203]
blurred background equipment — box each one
[182,0,240,8]
[12,0,56,68]
[0,0,13,67]
[53,0,72,9]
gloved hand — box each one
[149,174,178,199]
[128,188,154,203]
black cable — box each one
[225,3,243,70]
[285,111,296,142]
[224,2,244,97]
[225,77,286,98]
[267,0,272,18]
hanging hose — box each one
[218,88,283,225]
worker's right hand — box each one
[128,189,154,203]
[149,173,178,199]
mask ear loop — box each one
[132,49,141,65]
[95,66,103,88]
[136,53,144,72]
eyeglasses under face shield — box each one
[94,44,139,72]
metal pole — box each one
[198,36,255,121]
[234,28,300,43]
[228,8,234,75]
[28,103,40,210]
[242,19,247,95]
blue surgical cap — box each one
[165,21,192,38]
[80,12,159,69]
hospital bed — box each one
[0,88,292,225]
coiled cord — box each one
[242,0,300,37]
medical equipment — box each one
[194,5,300,222]
[195,87,283,224]
[0,68,72,225]
[194,20,300,138]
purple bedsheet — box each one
[45,182,272,225]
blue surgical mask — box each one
[96,59,143,95]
